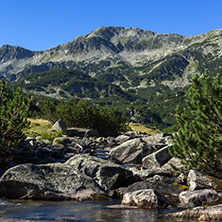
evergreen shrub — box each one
[0,79,30,156]
[41,99,128,136]
[169,71,222,178]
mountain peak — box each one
[0,44,34,62]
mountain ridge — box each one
[1,26,216,80]
[2,26,222,128]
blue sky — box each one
[0,0,221,51]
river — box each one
[0,199,196,222]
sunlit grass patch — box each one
[129,123,160,135]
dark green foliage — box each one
[41,99,128,136]
[169,71,222,178]
[10,67,189,129]
[0,79,30,156]
[41,100,58,123]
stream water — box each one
[0,199,196,222]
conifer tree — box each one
[0,79,30,156]
[169,70,222,177]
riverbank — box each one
[0,120,221,221]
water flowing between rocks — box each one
[0,199,196,222]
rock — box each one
[127,167,172,180]
[179,189,220,209]
[121,189,173,208]
[51,119,67,132]
[115,135,131,144]
[116,181,182,198]
[174,173,187,185]
[65,154,136,191]
[109,138,164,164]
[109,138,146,164]
[0,154,137,200]
[0,162,105,200]
[188,169,217,191]
[19,140,35,150]
[84,128,99,138]
[161,157,185,171]
[13,148,36,165]
[52,137,72,146]
[164,204,222,220]
[36,146,64,161]
[142,133,173,145]
[142,146,172,169]
[123,131,148,138]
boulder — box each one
[142,133,173,145]
[0,162,104,200]
[121,189,173,208]
[51,119,67,132]
[109,138,164,164]
[161,157,185,171]
[188,169,217,191]
[165,204,222,220]
[115,134,130,144]
[127,167,172,180]
[66,127,99,137]
[142,146,172,169]
[0,154,136,200]
[179,189,220,209]
[65,154,136,190]
[124,131,148,138]
[116,180,182,198]
[52,137,73,146]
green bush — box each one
[169,71,222,178]
[0,79,30,156]
[41,99,128,136]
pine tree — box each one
[169,70,222,178]
[0,79,30,156]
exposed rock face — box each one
[0,154,136,200]
[121,189,173,208]
[142,146,172,169]
[188,169,217,191]
[179,189,220,209]
[1,27,222,93]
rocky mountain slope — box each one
[1,26,222,128]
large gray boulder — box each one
[0,154,136,200]
[142,146,172,169]
[65,154,136,190]
[179,189,220,209]
[121,189,173,208]
[109,138,164,164]
[109,138,147,164]
[0,162,103,200]
[188,169,217,191]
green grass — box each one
[24,118,63,141]
[129,123,160,135]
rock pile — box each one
[0,129,221,220]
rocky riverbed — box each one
[0,121,222,221]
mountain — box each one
[2,26,222,128]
